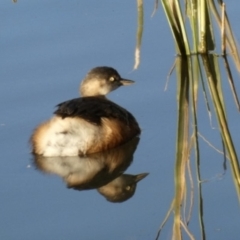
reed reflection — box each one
[33,137,148,203]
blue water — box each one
[1,1,239,239]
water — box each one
[1,1,239,239]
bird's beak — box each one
[120,78,135,86]
[134,173,149,182]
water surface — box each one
[1,1,239,239]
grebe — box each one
[31,66,140,157]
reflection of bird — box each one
[98,173,149,203]
[33,137,149,203]
[31,67,140,157]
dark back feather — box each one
[54,97,137,126]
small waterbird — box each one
[31,66,140,157]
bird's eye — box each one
[109,76,115,82]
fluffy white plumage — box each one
[34,116,105,157]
